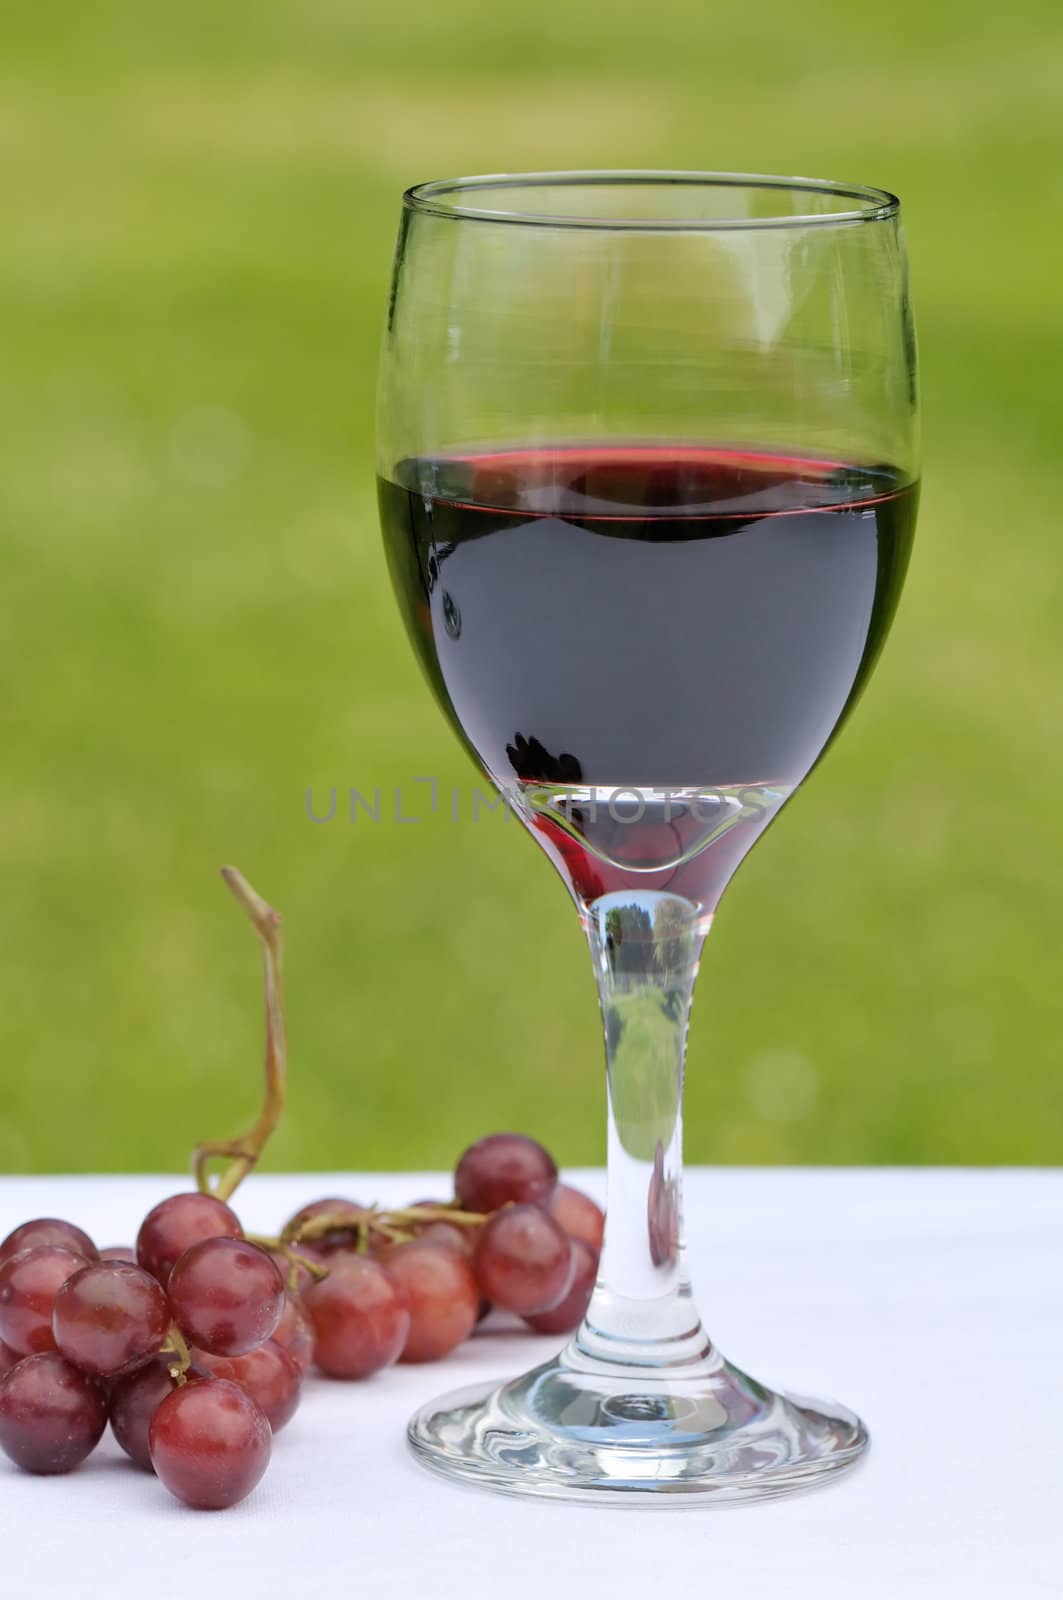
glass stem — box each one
[572,890,715,1377]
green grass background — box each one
[1,1,1061,1174]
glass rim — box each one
[403,170,900,232]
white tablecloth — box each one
[1,1170,1059,1599]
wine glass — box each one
[376,172,918,1504]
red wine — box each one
[378,446,917,914]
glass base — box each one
[408,1346,868,1506]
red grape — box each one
[53,1261,171,1378]
[100,1245,138,1264]
[150,1378,271,1509]
[193,1340,301,1432]
[550,1184,605,1252]
[0,1246,87,1356]
[272,1294,315,1374]
[136,1192,242,1286]
[377,1240,479,1363]
[474,1205,574,1316]
[0,1340,19,1377]
[406,1208,478,1259]
[0,1352,107,1473]
[282,1197,365,1255]
[417,1220,475,1256]
[524,1239,598,1334]
[0,1218,97,1269]
[168,1238,284,1357]
[304,1257,409,1379]
[454,1132,558,1213]
[109,1354,212,1471]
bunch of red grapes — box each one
[0,1133,603,1510]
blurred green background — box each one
[2,1,1060,1175]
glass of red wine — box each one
[377,172,919,1504]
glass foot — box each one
[408,1347,868,1506]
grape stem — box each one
[283,1204,486,1245]
[245,1204,488,1264]
[193,867,287,1204]
[246,1238,331,1293]
[163,1324,193,1385]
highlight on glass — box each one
[376,171,919,1504]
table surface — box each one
[1,1169,1059,1599]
